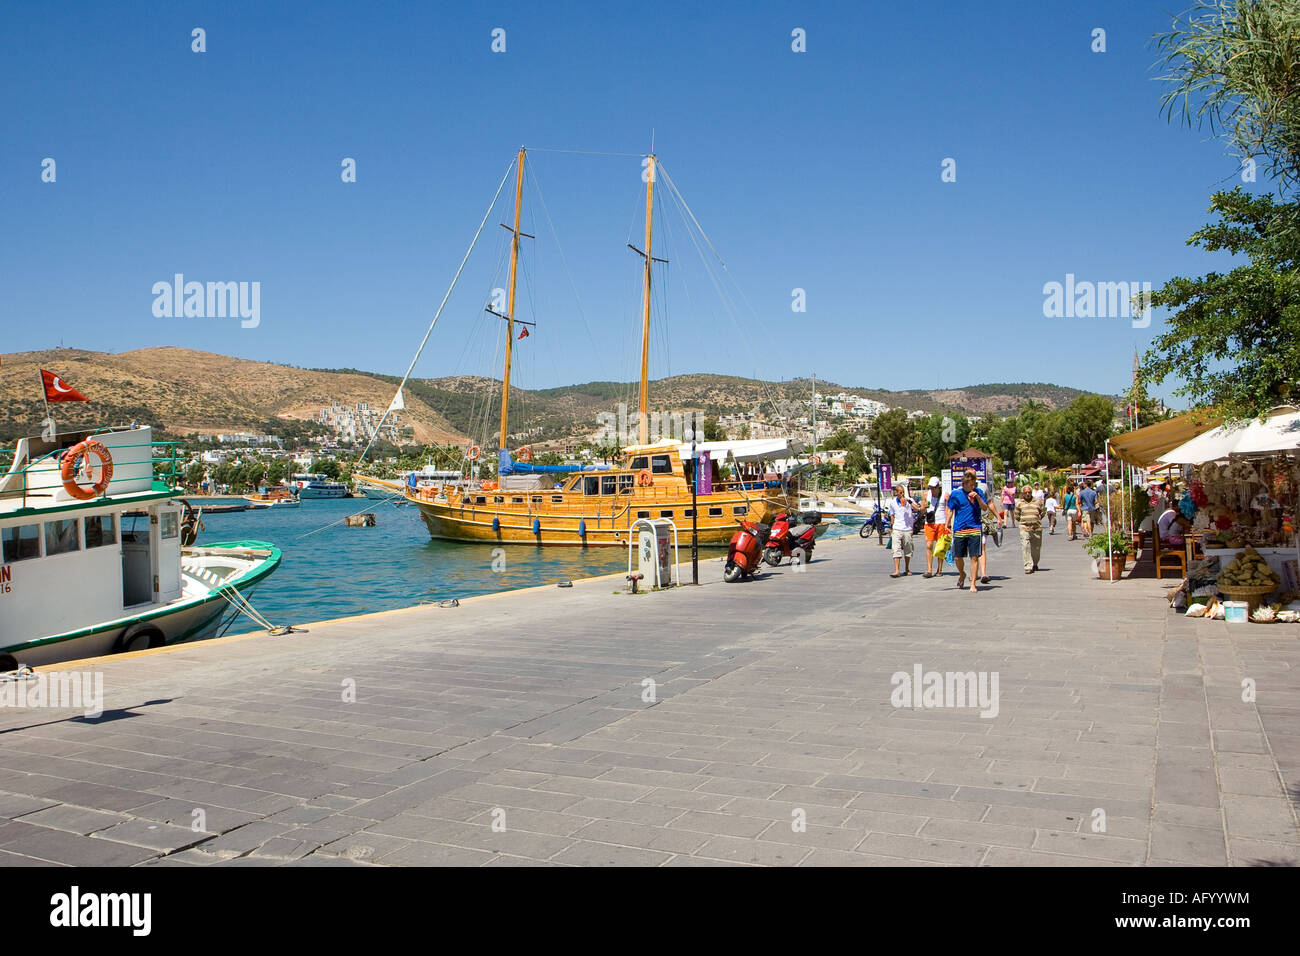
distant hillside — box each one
[0,348,466,444]
[0,347,1109,447]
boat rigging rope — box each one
[357,158,518,466]
[212,581,300,637]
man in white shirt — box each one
[888,482,922,577]
[922,476,948,579]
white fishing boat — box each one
[0,425,281,668]
[798,494,868,523]
[289,473,348,499]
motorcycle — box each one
[764,510,821,566]
[859,505,891,541]
[724,518,771,582]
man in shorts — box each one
[922,476,948,579]
[947,469,1003,594]
[1078,479,1099,535]
[887,481,922,577]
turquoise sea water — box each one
[195,498,856,635]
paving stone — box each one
[15,804,128,835]
[550,841,673,867]
[1149,822,1227,865]
[92,819,211,853]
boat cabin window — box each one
[617,474,634,493]
[85,514,116,548]
[583,476,600,496]
[45,518,80,556]
[636,510,650,518]
[475,496,486,505]
[551,495,563,503]
[512,497,524,504]
[462,496,471,505]
[732,506,748,515]
[683,509,694,517]
[160,512,179,539]
[629,456,649,471]
[601,476,617,495]
[566,477,583,492]
[1,524,40,562]
[532,497,543,504]
[493,496,504,504]
[708,507,723,517]
[660,510,673,518]
[651,455,673,475]
[121,511,148,543]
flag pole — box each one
[38,369,53,440]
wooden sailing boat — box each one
[407,148,804,546]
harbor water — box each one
[195,498,859,635]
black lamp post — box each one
[871,446,885,545]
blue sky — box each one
[0,1,1265,405]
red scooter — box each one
[763,510,821,566]
[724,518,771,582]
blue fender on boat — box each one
[532,517,541,535]
[492,516,500,533]
[578,519,586,538]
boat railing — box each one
[0,436,182,509]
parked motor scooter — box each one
[724,518,771,582]
[764,510,821,566]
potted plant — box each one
[1085,530,1133,580]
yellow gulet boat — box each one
[407,148,803,546]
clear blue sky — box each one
[1,1,1263,405]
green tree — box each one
[183,462,206,488]
[1140,190,1300,419]
[916,414,971,477]
[701,417,726,441]
[1058,395,1116,464]
[1156,0,1300,195]
[266,459,287,485]
[1143,2,1300,419]
[868,408,918,474]
[244,462,267,490]
[312,458,341,479]
[821,427,861,451]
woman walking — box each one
[1001,480,1017,528]
[1063,480,1079,540]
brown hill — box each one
[0,347,466,443]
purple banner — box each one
[879,464,893,491]
[696,450,712,496]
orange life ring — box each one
[517,447,532,462]
[480,481,497,491]
[61,439,113,500]
[467,445,480,461]
[636,469,654,487]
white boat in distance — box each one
[799,495,868,524]
[289,473,347,498]
[0,425,281,667]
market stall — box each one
[1153,406,1300,623]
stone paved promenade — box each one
[1,528,1297,866]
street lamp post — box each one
[871,446,885,545]
[687,426,699,585]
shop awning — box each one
[1157,405,1300,463]
[1108,408,1223,467]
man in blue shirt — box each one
[946,469,1003,593]
[1078,479,1100,535]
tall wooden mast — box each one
[637,154,656,445]
[498,147,526,450]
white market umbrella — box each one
[1157,406,1300,464]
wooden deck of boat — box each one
[0,534,1297,867]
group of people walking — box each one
[884,470,1109,591]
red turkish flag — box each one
[518,327,529,339]
[41,369,89,402]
